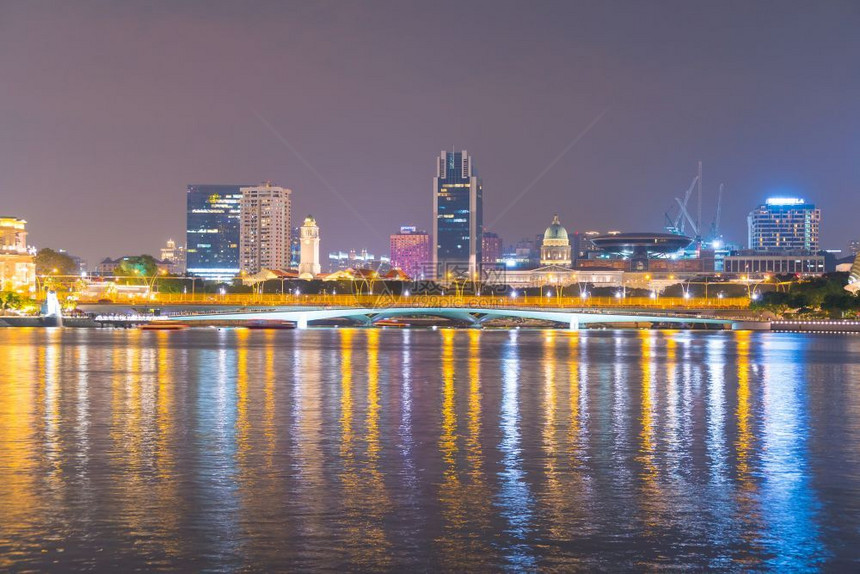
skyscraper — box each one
[432,150,482,280]
[298,215,321,279]
[186,184,249,281]
[390,226,430,279]
[747,197,821,253]
[239,183,292,274]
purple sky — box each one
[2,0,858,265]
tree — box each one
[822,293,859,318]
[751,291,791,315]
[113,255,160,278]
[34,248,77,276]
[0,291,23,312]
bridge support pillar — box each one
[297,315,308,329]
[568,318,580,331]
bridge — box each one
[166,305,743,330]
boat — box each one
[375,319,409,328]
[140,321,189,331]
[246,320,296,330]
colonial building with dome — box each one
[540,214,572,267]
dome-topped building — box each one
[540,214,572,267]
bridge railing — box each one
[75,292,751,309]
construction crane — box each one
[709,183,724,242]
[664,176,699,236]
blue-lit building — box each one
[747,197,821,253]
[186,184,250,281]
[432,150,483,280]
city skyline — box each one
[2,1,858,265]
[3,4,860,571]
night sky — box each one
[2,0,858,265]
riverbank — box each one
[771,320,860,333]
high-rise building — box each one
[298,215,320,279]
[747,197,821,253]
[186,184,249,281]
[390,226,430,279]
[0,216,35,291]
[482,231,503,266]
[159,239,185,275]
[432,150,482,280]
[540,214,572,267]
[239,183,292,274]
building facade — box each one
[502,266,624,289]
[540,215,572,267]
[0,216,35,292]
[186,184,249,281]
[390,226,430,279]
[724,253,825,275]
[298,216,321,279]
[747,197,821,253]
[482,231,503,266]
[432,150,482,280]
[239,183,292,274]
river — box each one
[0,327,858,571]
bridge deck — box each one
[167,305,737,330]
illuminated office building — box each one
[390,226,430,279]
[432,150,482,280]
[186,184,249,281]
[747,197,820,253]
[239,183,292,274]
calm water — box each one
[1,328,859,571]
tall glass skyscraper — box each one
[186,184,250,281]
[432,150,482,280]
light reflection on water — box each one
[0,327,859,570]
